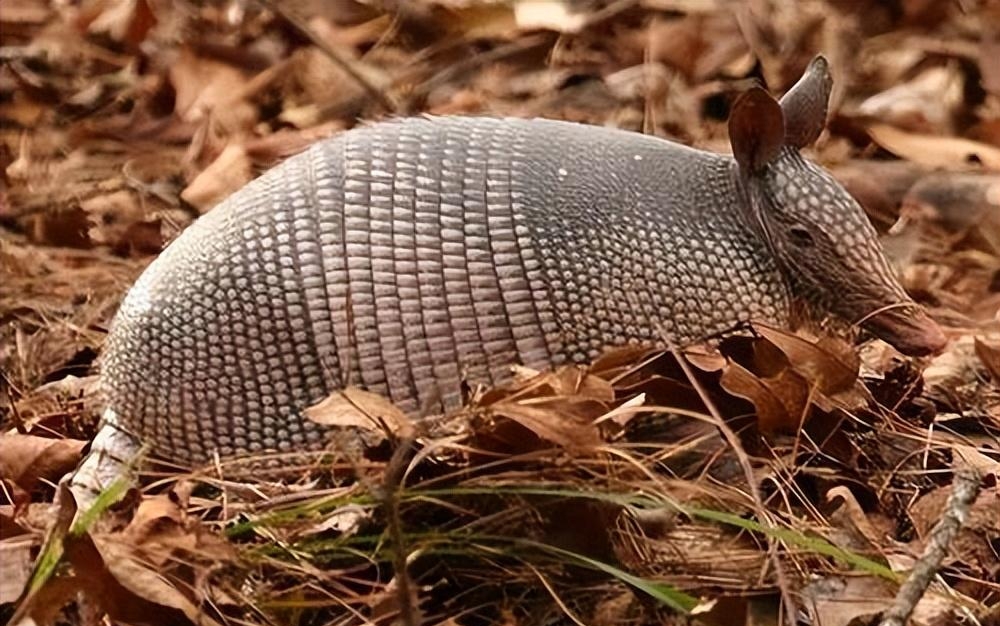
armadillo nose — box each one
[863,306,948,357]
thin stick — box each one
[667,342,801,626]
[878,468,982,626]
[257,0,398,113]
[379,431,421,626]
[645,310,800,626]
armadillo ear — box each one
[729,86,785,174]
[779,55,833,148]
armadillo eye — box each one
[789,226,815,247]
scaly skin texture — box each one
[99,116,789,466]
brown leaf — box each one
[825,486,885,552]
[28,206,92,248]
[867,124,1000,171]
[0,505,30,539]
[179,144,254,213]
[908,482,1000,573]
[973,337,1000,382]
[646,13,748,81]
[0,434,86,494]
[243,121,346,162]
[87,0,157,50]
[114,218,165,256]
[305,386,412,437]
[754,325,859,395]
[168,48,255,128]
[544,366,615,403]
[0,535,35,605]
[75,531,225,626]
[15,482,233,626]
[490,399,603,449]
[613,375,704,415]
[588,345,662,381]
[800,576,896,626]
[120,491,235,568]
[684,345,727,372]
[978,34,1000,96]
[856,65,964,134]
[719,360,810,433]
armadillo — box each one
[69,56,945,500]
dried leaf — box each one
[179,144,254,213]
[0,536,35,605]
[490,399,602,448]
[856,65,964,133]
[305,386,411,436]
[973,337,1000,381]
[719,360,809,433]
[29,206,92,248]
[867,123,1000,171]
[87,0,157,49]
[121,492,235,568]
[825,486,884,551]
[800,576,896,626]
[514,0,587,33]
[754,325,859,395]
[75,532,226,626]
[908,482,999,575]
[544,366,615,403]
[168,48,255,128]
[0,434,87,494]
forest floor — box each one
[1,1,999,625]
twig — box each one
[643,312,800,625]
[256,0,398,113]
[666,340,801,626]
[878,468,983,626]
[377,424,421,626]
[404,33,554,110]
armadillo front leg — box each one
[67,409,143,509]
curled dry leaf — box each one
[68,531,226,626]
[120,492,236,567]
[719,360,810,433]
[867,124,1000,171]
[471,365,611,451]
[168,48,256,130]
[801,576,898,626]
[305,386,412,437]
[973,337,1000,382]
[0,434,86,494]
[0,534,35,605]
[489,399,603,448]
[856,65,964,133]
[908,482,1000,578]
[86,0,157,50]
[179,143,254,214]
[542,365,615,402]
[14,485,235,626]
[754,325,860,395]
[825,486,885,552]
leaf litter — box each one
[2,0,999,625]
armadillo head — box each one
[728,56,946,356]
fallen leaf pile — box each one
[2,0,999,625]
